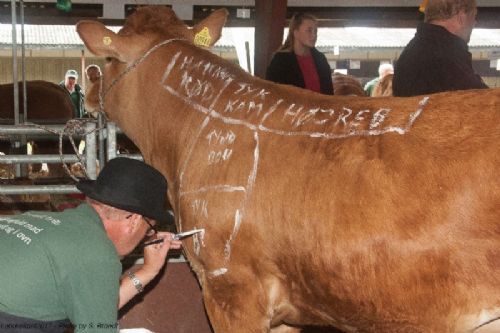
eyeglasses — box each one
[143,217,158,237]
[125,214,158,237]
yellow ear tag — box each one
[103,36,112,46]
[419,0,429,13]
[194,27,212,47]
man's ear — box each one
[124,213,141,234]
[191,8,228,48]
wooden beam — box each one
[254,0,287,79]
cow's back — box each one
[0,80,74,124]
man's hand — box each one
[142,232,182,276]
[119,232,182,309]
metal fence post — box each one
[107,122,117,162]
[85,121,97,179]
[98,112,106,168]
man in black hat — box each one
[0,157,182,332]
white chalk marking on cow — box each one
[180,71,216,101]
[192,199,209,219]
[407,96,429,128]
[172,94,426,140]
[171,68,244,260]
[209,268,228,277]
[224,209,242,261]
[177,116,212,231]
[247,131,260,192]
[208,74,233,111]
[160,51,428,140]
[260,99,285,125]
[180,185,246,196]
[369,108,391,129]
[206,129,236,145]
[160,51,182,84]
[208,148,233,165]
[193,229,205,256]
[207,109,258,130]
[221,131,260,265]
[164,85,211,116]
[257,97,429,139]
[206,129,236,165]
[179,55,233,82]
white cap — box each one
[65,69,78,79]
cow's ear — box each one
[191,8,228,48]
[77,21,127,62]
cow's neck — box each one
[105,43,214,194]
[100,40,185,174]
[108,41,261,211]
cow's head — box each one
[76,6,228,116]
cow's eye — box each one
[105,57,114,63]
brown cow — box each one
[0,80,76,177]
[332,73,365,97]
[77,6,500,333]
[0,80,74,124]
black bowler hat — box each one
[77,157,170,225]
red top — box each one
[296,54,321,93]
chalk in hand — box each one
[172,228,205,240]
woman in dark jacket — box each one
[266,12,334,95]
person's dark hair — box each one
[424,0,476,22]
[85,64,101,74]
[279,12,317,52]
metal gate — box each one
[0,121,141,195]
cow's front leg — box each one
[202,274,276,333]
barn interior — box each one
[1,1,499,332]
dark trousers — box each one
[0,311,72,333]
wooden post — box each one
[254,0,287,79]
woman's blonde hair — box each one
[278,12,317,52]
[424,0,477,22]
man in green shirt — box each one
[0,158,182,332]
[59,69,85,118]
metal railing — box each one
[0,121,144,195]
[0,122,97,194]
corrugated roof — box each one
[1,24,499,50]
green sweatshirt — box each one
[0,204,121,332]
